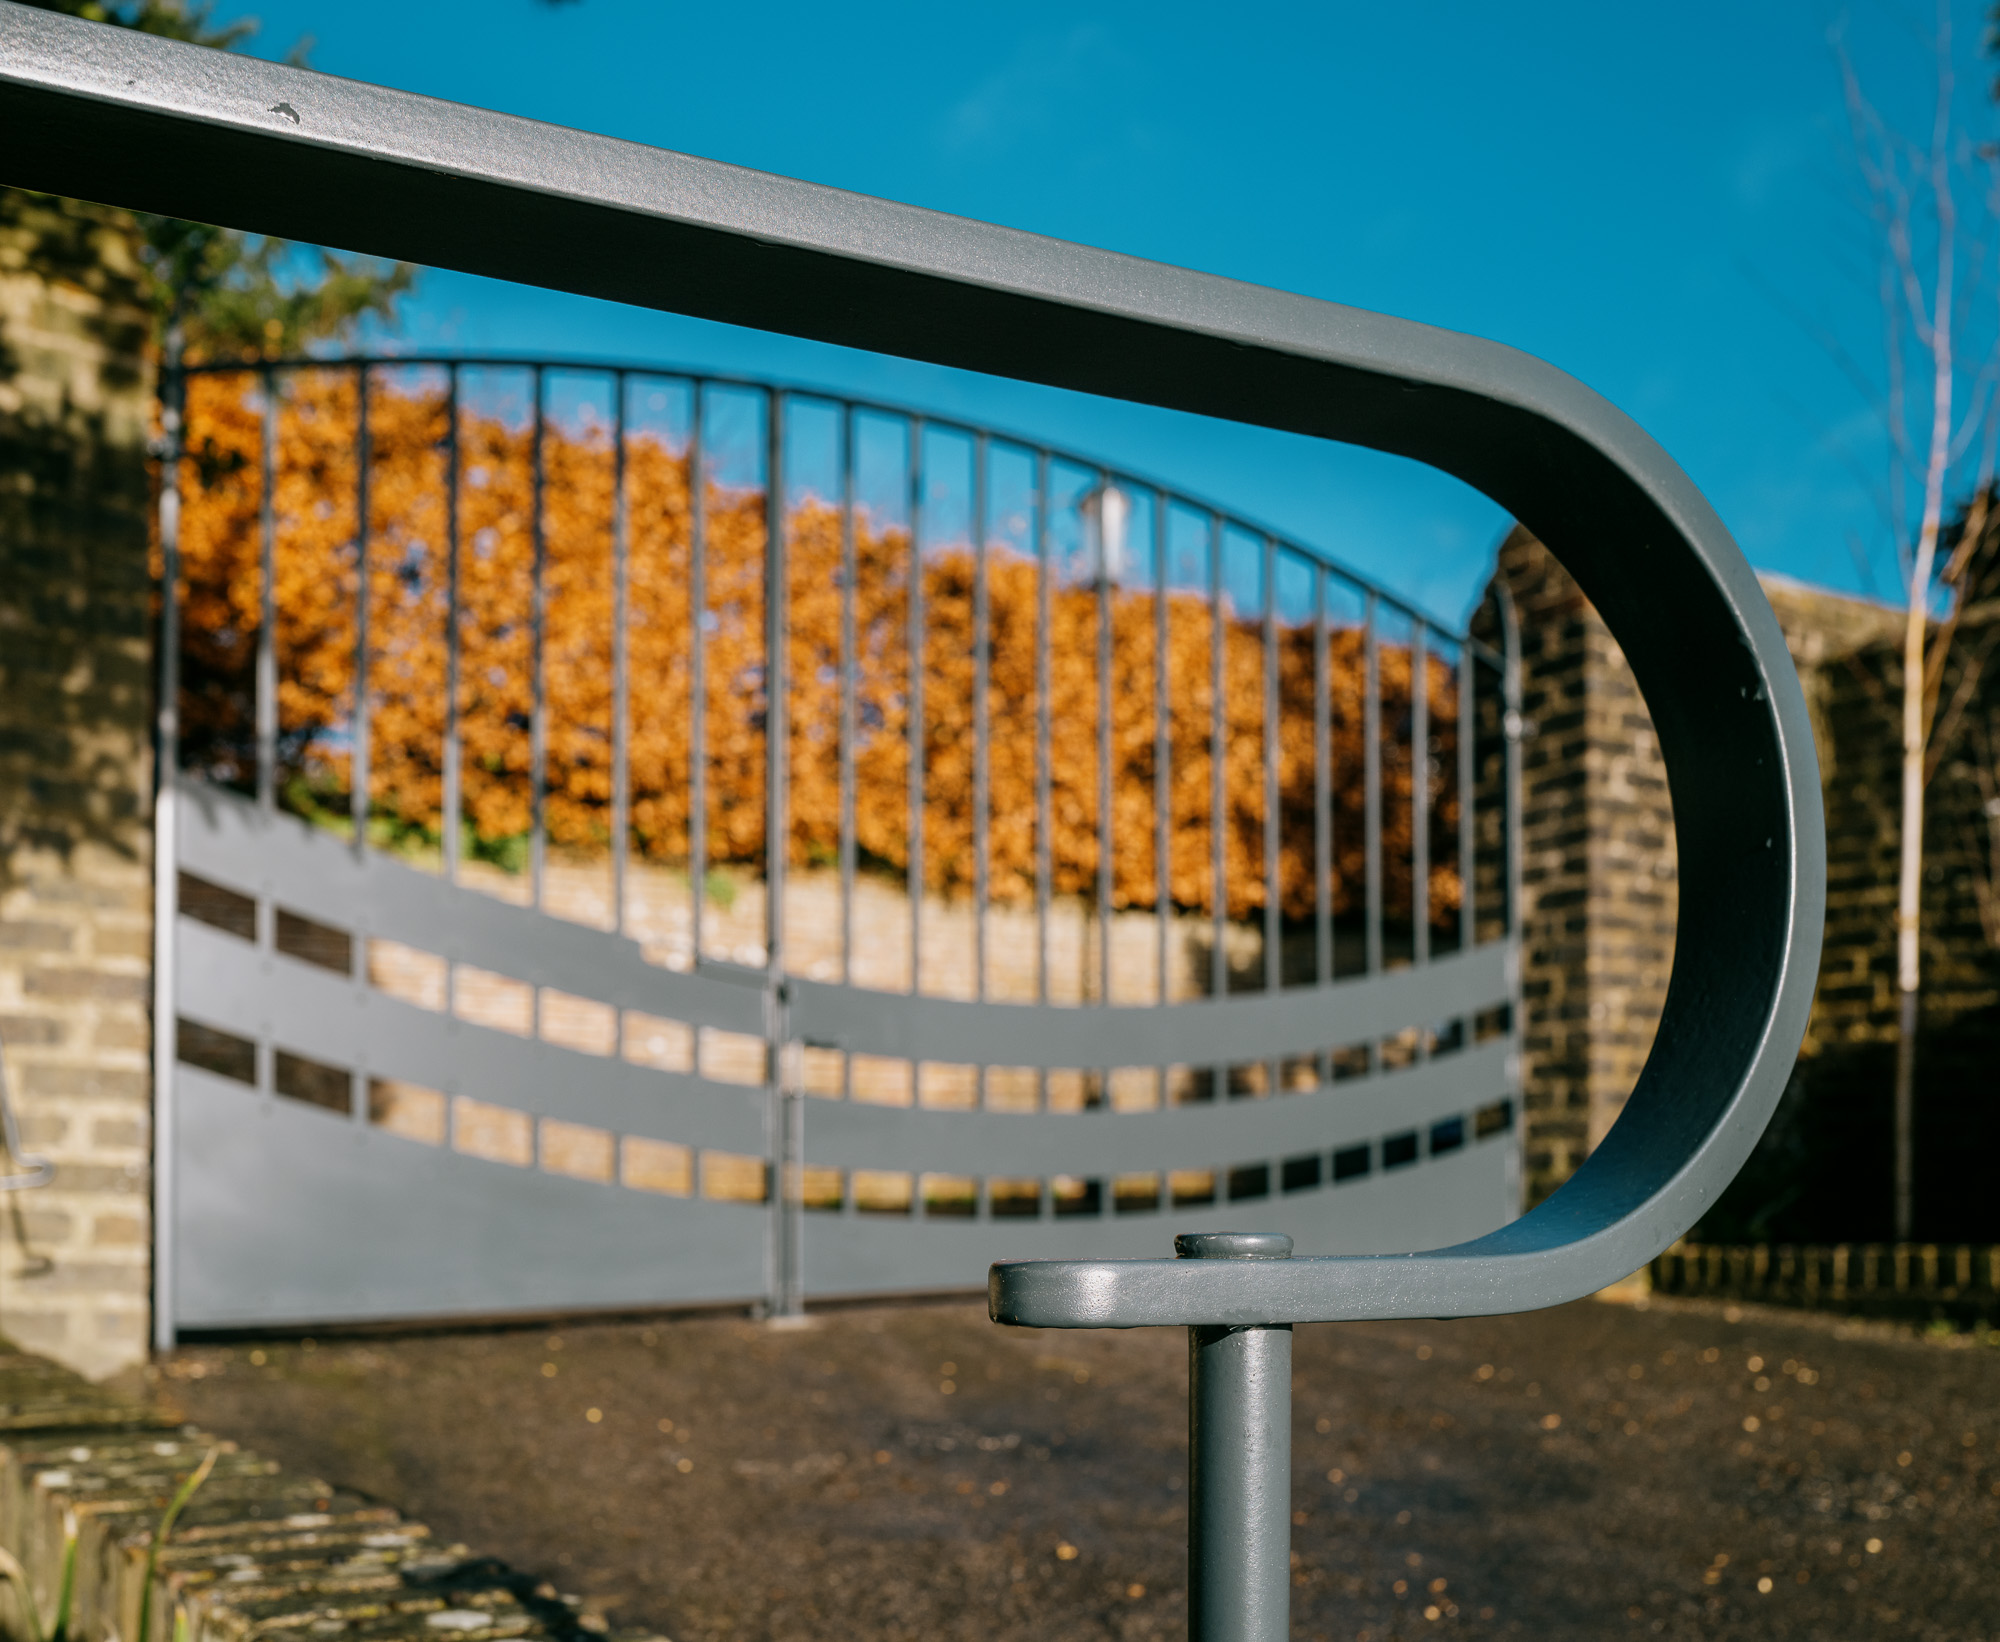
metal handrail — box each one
[0,9,1826,1639]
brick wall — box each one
[0,190,156,1379]
[1714,580,2000,1242]
[1757,577,1907,1060]
[1760,576,2000,1059]
[1490,536,2000,1234]
[1488,526,1678,1204]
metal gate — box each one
[154,356,1521,1342]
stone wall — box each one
[0,1337,619,1642]
[0,190,156,1378]
[1490,534,2000,1235]
[1757,575,1908,1061]
[1486,526,1678,1205]
[1711,581,2000,1242]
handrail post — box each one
[1181,1232,1293,1642]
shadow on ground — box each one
[162,1296,1998,1642]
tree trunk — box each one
[1896,546,1932,1248]
[1892,171,1953,1244]
[1893,984,1916,1241]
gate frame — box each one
[149,349,1524,1345]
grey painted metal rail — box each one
[0,8,1824,1638]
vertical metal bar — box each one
[442,366,462,885]
[1363,592,1382,981]
[255,366,277,811]
[908,417,925,993]
[1096,476,1113,1008]
[1262,538,1279,997]
[777,999,804,1315]
[1153,490,1170,1011]
[150,339,185,1353]
[1459,636,1476,956]
[1412,620,1430,973]
[766,391,798,1319]
[442,368,461,1026]
[1410,619,1429,1065]
[351,363,371,855]
[839,404,857,988]
[1313,569,1331,989]
[689,381,707,967]
[1035,451,1052,1007]
[1180,1231,1292,1642]
[529,365,547,914]
[1034,453,1052,1111]
[766,389,788,976]
[973,434,990,1004]
[1209,513,1226,1006]
[612,370,630,939]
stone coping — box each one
[0,1343,656,1642]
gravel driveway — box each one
[161,1295,1998,1642]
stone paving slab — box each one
[0,1344,637,1642]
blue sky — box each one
[209,0,1987,628]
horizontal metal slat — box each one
[176,919,769,1155]
[175,781,766,1037]
[173,1065,768,1330]
[801,1141,1514,1292]
[171,1064,1513,1324]
[797,1041,1510,1177]
[787,943,1512,1069]
[179,783,1511,1076]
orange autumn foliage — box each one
[174,370,1460,925]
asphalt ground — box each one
[159,1295,1999,1642]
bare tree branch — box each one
[1830,1,2000,1239]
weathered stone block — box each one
[0,921,71,952]
[21,1063,148,1101]
[0,1339,599,1642]
[21,968,147,1002]
[90,1213,144,1246]
[89,1015,148,1052]
[90,1117,145,1150]
[0,1013,63,1046]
